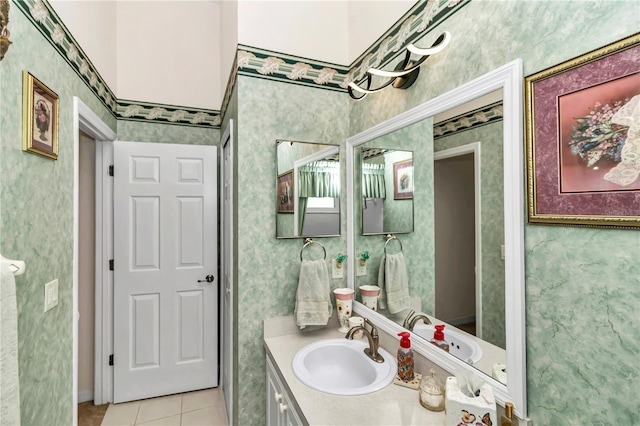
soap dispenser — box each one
[397,332,414,381]
[430,325,449,352]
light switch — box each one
[501,244,505,260]
[332,259,344,279]
[44,279,59,312]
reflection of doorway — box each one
[434,143,481,338]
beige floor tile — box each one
[137,414,182,426]
[180,406,226,426]
[181,388,218,413]
[136,394,183,424]
[101,401,140,426]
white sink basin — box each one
[292,338,396,396]
[413,324,483,365]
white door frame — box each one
[433,142,482,337]
[220,119,234,425]
[73,97,117,421]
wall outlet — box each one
[356,262,367,276]
[331,259,344,279]
[44,279,59,312]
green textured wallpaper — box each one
[0,7,115,425]
[116,120,219,145]
[235,75,349,426]
[350,1,639,423]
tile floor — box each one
[100,388,227,426]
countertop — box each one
[264,316,446,426]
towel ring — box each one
[300,238,327,261]
[384,234,403,255]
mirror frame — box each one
[346,59,526,418]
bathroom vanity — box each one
[264,316,446,426]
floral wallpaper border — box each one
[237,45,351,91]
[434,101,503,138]
[14,0,222,129]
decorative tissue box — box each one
[445,376,496,426]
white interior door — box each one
[113,141,218,403]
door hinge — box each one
[109,259,114,271]
[108,165,114,176]
[109,354,114,366]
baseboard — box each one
[78,390,94,403]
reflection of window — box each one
[305,197,339,214]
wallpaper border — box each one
[433,101,503,139]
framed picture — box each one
[393,158,413,200]
[23,71,59,160]
[277,170,294,213]
[525,33,640,229]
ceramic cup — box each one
[348,316,364,339]
[333,288,354,333]
[359,285,381,311]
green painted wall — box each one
[235,75,349,425]
[0,7,115,425]
[117,120,219,145]
[350,2,639,423]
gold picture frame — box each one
[525,33,640,229]
[23,70,59,160]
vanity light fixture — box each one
[0,0,12,61]
[348,31,452,101]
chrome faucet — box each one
[402,309,432,331]
[345,318,385,363]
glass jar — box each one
[419,370,445,412]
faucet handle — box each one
[363,318,378,337]
[402,309,416,328]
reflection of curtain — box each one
[298,161,339,235]
[362,163,386,198]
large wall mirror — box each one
[346,60,526,418]
[276,139,341,239]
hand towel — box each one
[1,263,21,426]
[295,259,333,330]
[380,253,410,314]
[377,256,388,310]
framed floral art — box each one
[525,33,640,229]
[23,70,59,159]
[393,158,413,200]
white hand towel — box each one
[383,253,410,314]
[1,263,21,426]
[295,259,333,330]
[377,256,388,310]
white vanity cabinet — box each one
[266,355,304,426]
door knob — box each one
[198,275,214,283]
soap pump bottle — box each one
[430,325,450,352]
[397,332,414,381]
[501,402,515,426]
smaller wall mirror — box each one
[276,139,341,239]
[360,148,414,235]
